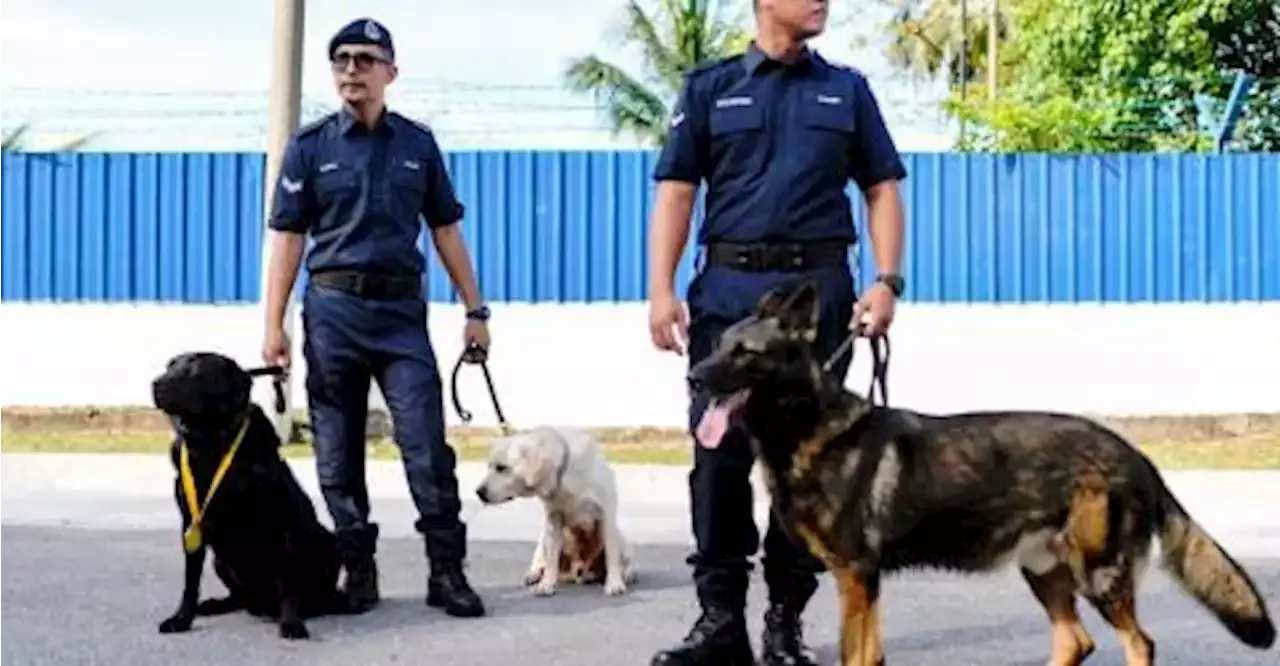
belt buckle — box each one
[763,244,804,270]
[348,272,369,294]
[784,244,805,269]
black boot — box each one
[650,607,755,666]
[420,520,485,617]
[341,555,380,613]
[426,560,486,618]
[760,603,819,666]
[338,525,380,613]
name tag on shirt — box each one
[715,96,754,109]
[816,94,844,106]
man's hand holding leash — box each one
[261,327,292,371]
[853,178,907,338]
[649,290,690,356]
[464,320,490,353]
[853,281,897,338]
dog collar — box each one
[178,411,252,554]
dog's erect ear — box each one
[755,285,793,320]
[778,281,820,341]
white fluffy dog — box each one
[475,426,636,597]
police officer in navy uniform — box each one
[646,0,908,663]
[261,18,488,619]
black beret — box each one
[328,18,395,61]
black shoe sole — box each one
[343,593,380,614]
[650,644,756,666]
[650,655,756,665]
[761,655,818,666]
[426,591,486,618]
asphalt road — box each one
[3,525,1278,666]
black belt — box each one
[309,270,422,300]
[703,241,850,272]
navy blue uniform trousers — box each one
[685,262,856,610]
[301,284,466,563]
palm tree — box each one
[2,121,101,153]
[562,0,753,147]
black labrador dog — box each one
[152,351,350,640]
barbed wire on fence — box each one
[2,76,1274,152]
[0,75,958,152]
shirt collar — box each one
[339,106,395,136]
[743,41,816,75]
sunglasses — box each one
[330,52,389,72]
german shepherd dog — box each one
[687,282,1276,666]
[152,351,353,639]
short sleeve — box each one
[420,131,465,228]
[652,71,709,184]
[267,136,313,233]
[848,76,908,193]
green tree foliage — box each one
[1209,0,1279,151]
[932,0,1278,152]
[562,0,752,147]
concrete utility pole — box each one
[959,0,969,103]
[987,0,999,100]
[958,0,969,141]
[256,0,306,443]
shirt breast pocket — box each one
[800,102,857,172]
[709,104,765,173]
[313,168,358,208]
[389,164,427,218]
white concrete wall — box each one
[1,303,1277,426]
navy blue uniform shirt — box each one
[268,109,464,277]
[653,43,907,245]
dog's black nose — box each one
[476,486,490,503]
[686,375,704,394]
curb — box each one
[5,452,1279,521]
[4,453,1278,556]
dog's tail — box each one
[1156,478,1275,649]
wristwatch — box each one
[876,274,906,298]
[465,304,491,322]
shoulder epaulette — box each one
[388,111,436,137]
[687,53,742,79]
[293,113,334,140]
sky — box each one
[0,0,956,151]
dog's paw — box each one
[522,565,545,586]
[158,614,194,634]
[603,577,628,596]
[278,620,310,640]
[531,578,558,597]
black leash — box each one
[450,342,513,435]
[822,324,891,408]
[246,365,288,414]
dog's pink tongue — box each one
[696,404,731,449]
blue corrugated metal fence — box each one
[3,151,1277,303]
